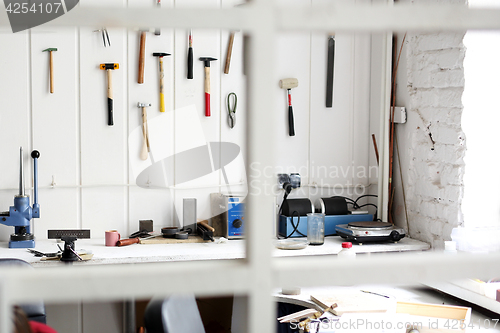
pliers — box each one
[227,92,237,129]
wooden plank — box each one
[140,235,211,244]
[396,301,470,320]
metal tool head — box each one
[153,52,171,58]
[137,102,151,108]
[43,48,57,52]
[279,78,298,90]
[100,63,119,70]
[199,57,217,67]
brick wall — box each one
[392,2,467,248]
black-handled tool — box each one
[279,78,298,136]
[326,35,335,108]
[187,30,193,79]
[99,63,119,126]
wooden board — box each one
[140,235,212,244]
[396,301,470,320]
[310,291,393,316]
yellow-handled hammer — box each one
[152,53,171,113]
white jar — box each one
[338,242,356,259]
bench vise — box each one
[0,147,40,248]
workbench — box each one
[0,236,430,267]
[274,286,500,332]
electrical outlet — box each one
[277,173,301,189]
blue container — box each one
[278,214,373,238]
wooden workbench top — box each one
[0,236,430,267]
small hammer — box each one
[99,63,119,126]
[279,78,298,136]
[138,102,151,160]
[199,57,217,117]
[152,52,171,113]
[43,48,57,93]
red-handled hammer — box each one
[199,57,217,117]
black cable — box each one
[286,211,306,238]
[358,203,378,209]
[330,196,360,209]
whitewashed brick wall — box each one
[393,0,467,248]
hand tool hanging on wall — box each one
[154,0,161,36]
[152,52,171,113]
[224,31,237,74]
[187,30,193,79]
[227,92,237,128]
[93,28,110,47]
[279,78,298,136]
[199,57,217,117]
[100,63,119,126]
[138,31,147,84]
[138,102,151,160]
[43,48,57,93]
[326,35,335,108]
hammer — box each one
[99,63,119,126]
[279,78,298,136]
[199,57,217,117]
[138,102,151,160]
[43,48,57,93]
[152,52,171,113]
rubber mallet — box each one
[199,57,217,117]
[99,63,119,126]
[152,52,171,113]
[43,48,57,93]
[279,78,298,136]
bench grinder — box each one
[0,147,40,248]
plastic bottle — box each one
[338,242,356,259]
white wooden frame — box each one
[2,2,500,332]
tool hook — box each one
[227,92,237,129]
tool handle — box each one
[116,238,140,246]
[159,58,165,112]
[288,106,295,136]
[140,108,148,160]
[326,36,335,108]
[107,69,113,126]
[224,32,235,74]
[204,67,211,116]
[198,220,215,232]
[187,47,193,79]
[138,32,146,84]
[49,51,54,93]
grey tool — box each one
[326,35,335,107]
[227,92,237,129]
[94,28,111,47]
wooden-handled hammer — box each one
[152,52,171,113]
[199,57,217,117]
[43,48,57,93]
[100,63,119,126]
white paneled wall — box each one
[0,0,378,248]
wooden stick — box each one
[198,220,215,232]
[224,31,235,74]
[138,31,146,84]
[372,134,379,166]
